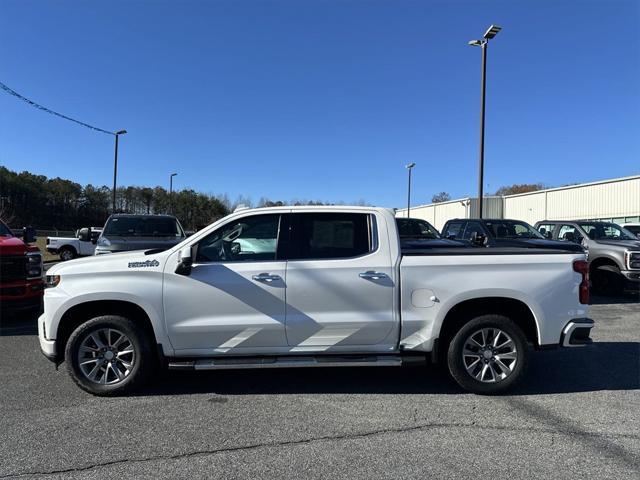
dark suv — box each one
[396,218,469,250]
[534,220,640,295]
[441,218,584,252]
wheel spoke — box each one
[80,358,99,367]
[495,358,513,374]
[78,327,135,385]
[462,327,518,384]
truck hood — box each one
[592,239,640,250]
[0,236,28,255]
[48,250,168,276]
[100,236,183,252]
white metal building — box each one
[396,175,640,231]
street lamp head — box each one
[116,130,127,135]
[171,172,178,177]
[468,39,482,47]
[483,24,501,40]
[406,162,416,169]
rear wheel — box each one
[447,314,529,395]
[59,247,76,261]
[65,315,155,396]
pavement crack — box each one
[2,422,639,478]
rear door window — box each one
[537,224,556,239]
[558,224,581,243]
[288,213,373,260]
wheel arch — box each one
[56,300,158,364]
[589,255,621,273]
[438,297,539,354]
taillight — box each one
[573,260,589,304]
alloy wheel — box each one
[77,328,136,385]
[462,327,518,383]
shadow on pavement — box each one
[136,341,639,397]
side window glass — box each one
[196,214,280,262]
[444,222,463,239]
[462,222,483,240]
[558,225,580,243]
[290,213,371,260]
[537,224,554,239]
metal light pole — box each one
[169,173,177,213]
[469,25,501,219]
[112,130,127,213]
[406,163,415,218]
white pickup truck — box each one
[39,206,593,396]
[46,228,102,261]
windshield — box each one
[0,221,13,236]
[103,216,184,237]
[578,222,637,241]
[485,220,544,239]
[396,218,440,239]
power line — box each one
[0,80,115,135]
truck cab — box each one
[0,220,44,314]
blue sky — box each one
[1,0,639,208]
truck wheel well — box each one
[56,300,157,362]
[60,245,77,254]
[439,297,538,351]
[589,257,619,273]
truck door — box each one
[163,213,288,353]
[283,212,397,350]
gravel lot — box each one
[1,296,638,479]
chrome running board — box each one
[168,355,407,371]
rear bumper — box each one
[561,318,594,347]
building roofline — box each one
[502,174,640,199]
[396,196,502,212]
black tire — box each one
[65,315,156,396]
[591,266,623,296]
[59,247,76,261]
[447,314,530,395]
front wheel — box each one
[447,315,530,395]
[65,315,155,396]
[59,247,76,261]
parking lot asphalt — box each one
[1,296,639,479]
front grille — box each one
[0,255,27,282]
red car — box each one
[0,220,44,314]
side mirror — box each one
[78,227,91,242]
[175,246,193,276]
[470,232,488,247]
[23,226,37,244]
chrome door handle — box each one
[359,271,388,280]
[252,273,281,283]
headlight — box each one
[626,251,640,270]
[26,252,42,279]
[45,275,61,288]
[97,237,111,247]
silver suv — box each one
[535,220,640,295]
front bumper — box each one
[561,318,594,347]
[38,313,58,362]
[621,270,640,282]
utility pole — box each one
[469,25,501,219]
[112,130,127,213]
[406,163,415,218]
